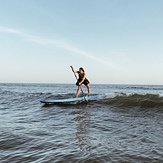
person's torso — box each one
[78,72,85,80]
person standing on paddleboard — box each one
[70,66,90,97]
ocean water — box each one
[0,83,163,163]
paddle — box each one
[70,66,86,100]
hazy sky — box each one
[0,0,163,84]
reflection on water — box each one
[74,107,91,153]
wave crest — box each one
[104,93,163,108]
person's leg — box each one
[76,86,81,97]
[86,84,90,96]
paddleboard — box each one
[40,95,99,104]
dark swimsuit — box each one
[76,71,90,86]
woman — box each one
[70,66,91,97]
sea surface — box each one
[0,83,163,163]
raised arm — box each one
[70,66,78,73]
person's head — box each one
[79,67,85,73]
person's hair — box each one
[79,67,85,72]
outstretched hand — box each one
[70,66,74,72]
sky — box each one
[0,0,163,84]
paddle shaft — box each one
[70,66,86,99]
[72,71,84,94]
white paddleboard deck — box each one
[40,95,99,104]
